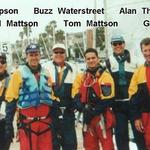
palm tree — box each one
[19,31,24,53]
[45,20,57,45]
[96,27,105,50]
[55,29,65,43]
[19,31,24,41]
[23,26,32,45]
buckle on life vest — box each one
[26,116,47,121]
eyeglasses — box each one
[54,51,65,54]
[0,60,6,65]
[112,42,124,46]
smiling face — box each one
[141,44,150,64]
[111,41,125,55]
[52,48,66,66]
[85,52,99,69]
[26,51,40,68]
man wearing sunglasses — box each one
[0,53,15,150]
[6,44,54,150]
[44,43,77,150]
[106,35,145,150]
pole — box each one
[27,25,30,45]
[52,24,55,45]
[103,0,109,58]
[40,34,51,60]
[82,31,86,51]
[14,45,21,64]
[93,0,97,49]
[76,42,84,59]
[65,33,69,58]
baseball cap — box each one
[111,35,125,43]
[52,43,66,51]
[25,44,40,53]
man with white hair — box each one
[44,43,77,150]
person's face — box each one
[85,52,99,69]
[52,48,66,66]
[111,41,125,55]
[141,44,150,64]
[0,58,6,73]
[26,51,40,68]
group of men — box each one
[0,35,150,150]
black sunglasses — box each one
[112,42,124,46]
[54,51,65,54]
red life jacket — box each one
[79,72,101,103]
[146,67,150,94]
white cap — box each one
[52,43,66,51]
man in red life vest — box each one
[72,48,115,150]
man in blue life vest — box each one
[0,53,15,150]
[44,43,77,150]
[6,44,55,150]
[106,35,146,150]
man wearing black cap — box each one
[6,44,55,150]
[0,53,15,150]
[105,35,146,150]
[44,43,77,150]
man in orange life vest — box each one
[6,44,55,150]
[129,37,150,149]
[72,48,115,150]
